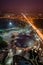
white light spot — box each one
[9,22,12,26]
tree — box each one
[0,36,8,50]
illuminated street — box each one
[0,0,43,65]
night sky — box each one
[0,0,43,13]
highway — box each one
[21,13,43,41]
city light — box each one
[9,22,12,26]
[21,13,43,41]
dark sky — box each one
[0,0,43,13]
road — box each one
[21,13,43,42]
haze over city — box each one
[0,0,43,14]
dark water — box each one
[0,18,27,30]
